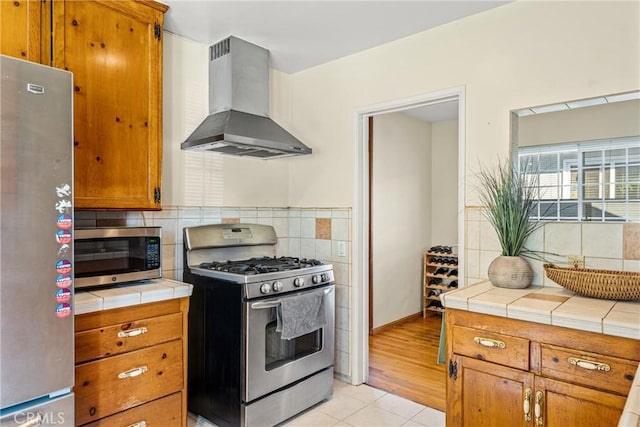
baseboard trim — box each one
[370,312,423,335]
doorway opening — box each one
[352,87,466,409]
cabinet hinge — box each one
[154,187,161,204]
[154,23,161,40]
[448,359,458,380]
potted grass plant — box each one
[476,159,542,288]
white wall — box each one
[430,119,459,245]
[518,99,640,147]
[371,113,431,328]
[278,0,639,207]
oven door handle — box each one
[250,287,332,310]
[251,301,281,310]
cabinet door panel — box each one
[0,0,41,62]
[53,0,164,209]
[448,356,533,427]
[536,376,626,427]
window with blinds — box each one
[518,137,640,222]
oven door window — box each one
[264,319,322,371]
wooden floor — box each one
[367,314,447,411]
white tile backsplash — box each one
[544,222,581,257]
[465,208,637,288]
[479,221,501,252]
[316,239,332,262]
[332,218,350,241]
[582,223,623,258]
[300,218,316,238]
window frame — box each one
[518,136,640,222]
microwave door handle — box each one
[251,301,281,310]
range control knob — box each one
[260,283,271,294]
[321,273,329,282]
[293,277,304,287]
[312,275,320,284]
[272,281,284,292]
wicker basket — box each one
[543,264,640,300]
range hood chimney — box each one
[181,36,312,159]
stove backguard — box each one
[184,223,278,272]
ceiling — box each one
[161,0,512,122]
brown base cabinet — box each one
[74,298,189,426]
[446,309,639,427]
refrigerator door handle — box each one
[16,413,43,427]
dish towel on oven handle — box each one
[276,289,327,340]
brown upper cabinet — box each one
[1,0,168,210]
[0,0,44,63]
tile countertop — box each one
[441,280,639,339]
[441,280,640,427]
[74,278,193,315]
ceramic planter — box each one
[488,255,533,289]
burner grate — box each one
[199,256,323,275]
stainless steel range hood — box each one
[181,36,312,159]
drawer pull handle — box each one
[118,327,148,338]
[126,422,147,427]
[523,388,531,422]
[473,337,506,349]
[568,357,611,372]
[534,391,543,426]
[118,366,148,379]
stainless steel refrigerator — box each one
[0,55,75,426]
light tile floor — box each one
[188,380,446,427]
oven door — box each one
[243,284,335,403]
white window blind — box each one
[183,151,224,206]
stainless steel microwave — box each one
[74,227,162,289]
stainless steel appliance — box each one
[74,226,162,289]
[181,36,313,158]
[0,55,75,425]
[183,223,334,427]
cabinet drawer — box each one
[452,325,529,370]
[540,343,637,396]
[81,392,182,426]
[75,339,183,425]
[76,312,183,363]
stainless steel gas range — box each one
[182,223,335,427]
